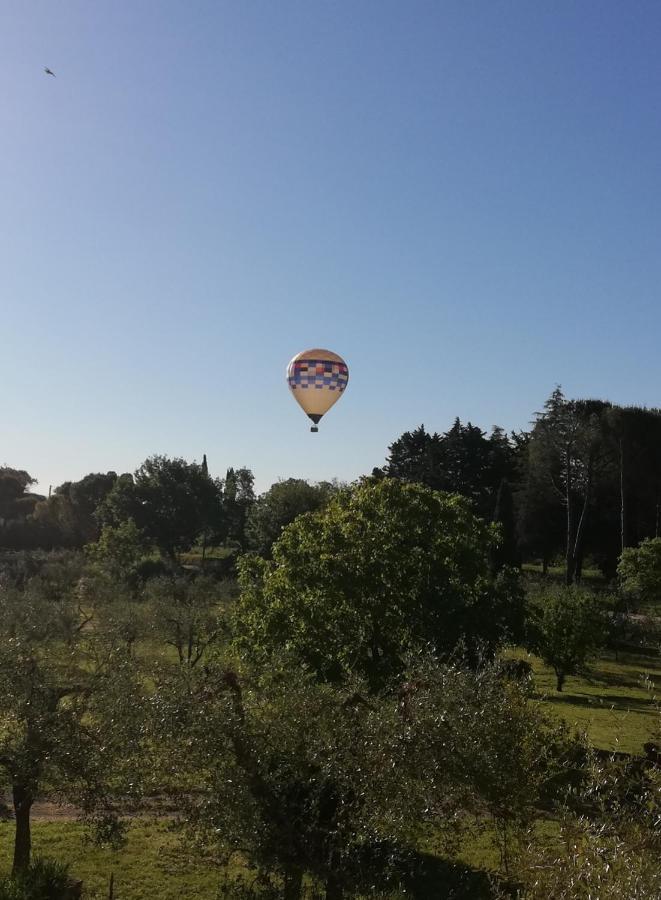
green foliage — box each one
[511,746,661,899]
[400,656,577,874]
[528,587,610,690]
[223,468,256,549]
[154,663,413,896]
[145,575,226,667]
[379,421,519,520]
[98,456,223,560]
[244,478,336,558]
[0,469,39,520]
[618,537,661,606]
[85,519,150,583]
[151,654,574,897]
[0,858,77,900]
[0,569,146,871]
[236,479,523,690]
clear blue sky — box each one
[2,1,661,493]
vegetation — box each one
[236,479,523,690]
[1,388,660,897]
[527,586,611,691]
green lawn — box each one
[507,647,660,755]
[0,821,227,900]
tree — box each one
[223,467,255,549]
[401,656,575,877]
[85,519,149,584]
[146,575,225,668]
[154,655,576,897]
[377,424,445,489]
[236,479,523,690]
[154,664,414,899]
[98,456,224,560]
[0,468,40,523]
[379,421,519,519]
[490,478,518,572]
[618,537,661,607]
[244,478,336,558]
[0,576,143,871]
[528,587,609,691]
[527,389,610,584]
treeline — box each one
[0,458,334,564]
[376,388,661,582]
[4,387,661,584]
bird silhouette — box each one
[44,67,56,77]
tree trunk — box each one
[571,478,592,583]
[542,554,549,577]
[555,671,565,692]
[620,438,627,553]
[283,868,303,900]
[565,453,576,585]
[575,549,584,582]
[12,783,33,873]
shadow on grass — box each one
[398,851,508,899]
[587,668,660,690]
[351,842,512,899]
[543,691,654,713]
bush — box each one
[0,859,80,900]
[618,537,661,608]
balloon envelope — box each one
[287,348,349,427]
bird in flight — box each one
[44,67,56,77]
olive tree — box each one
[0,580,144,872]
[146,575,226,668]
[152,662,415,899]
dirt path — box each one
[2,798,178,823]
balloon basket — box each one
[310,426,319,433]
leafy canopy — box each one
[236,479,523,690]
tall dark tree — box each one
[0,469,42,525]
[527,389,610,584]
[223,467,255,549]
[380,420,518,520]
[490,478,518,573]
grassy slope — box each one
[0,821,225,900]
[507,648,659,755]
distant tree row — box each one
[0,459,336,563]
[5,386,661,585]
[375,388,661,583]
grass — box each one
[521,563,608,585]
[506,647,660,755]
[0,820,228,899]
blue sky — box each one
[2,1,661,493]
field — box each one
[510,648,659,755]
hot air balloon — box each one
[287,348,349,432]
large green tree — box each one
[245,478,336,558]
[98,455,224,560]
[236,479,523,690]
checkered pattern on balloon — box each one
[287,359,349,392]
